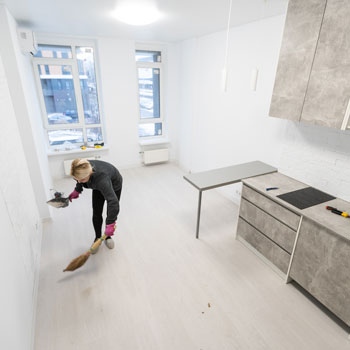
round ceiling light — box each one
[112,3,161,26]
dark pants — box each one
[92,188,122,239]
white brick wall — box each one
[279,122,350,201]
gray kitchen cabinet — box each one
[289,217,350,326]
[237,218,291,274]
[269,0,327,122]
[270,0,350,130]
[300,0,350,129]
[239,199,296,253]
[237,184,301,277]
[239,171,350,328]
[242,185,300,230]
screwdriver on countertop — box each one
[326,206,350,218]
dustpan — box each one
[47,191,69,208]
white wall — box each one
[178,38,198,173]
[164,43,180,162]
[97,37,141,167]
[177,15,350,203]
[0,5,52,218]
[48,38,180,180]
[0,53,42,350]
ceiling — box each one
[2,0,288,43]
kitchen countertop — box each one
[242,172,350,242]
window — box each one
[136,49,164,138]
[33,43,104,151]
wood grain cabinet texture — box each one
[237,185,300,276]
[289,217,350,326]
[270,0,350,130]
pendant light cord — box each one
[223,0,233,70]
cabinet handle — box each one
[341,97,350,130]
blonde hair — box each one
[70,158,92,179]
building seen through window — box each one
[136,49,164,138]
[33,44,103,150]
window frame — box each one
[32,37,105,151]
[135,44,166,140]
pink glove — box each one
[68,190,80,202]
[105,222,116,236]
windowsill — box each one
[138,137,169,146]
[47,145,109,157]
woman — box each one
[69,158,123,253]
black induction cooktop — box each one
[277,187,335,210]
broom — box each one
[63,234,108,272]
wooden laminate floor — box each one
[35,163,350,350]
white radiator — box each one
[143,148,169,165]
[63,156,100,176]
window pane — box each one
[86,127,103,143]
[136,50,161,62]
[139,123,162,137]
[37,64,79,125]
[48,129,83,146]
[76,47,101,124]
[34,45,72,59]
[138,68,160,119]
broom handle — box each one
[90,234,107,251]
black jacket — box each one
[74,160,122,224]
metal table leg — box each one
[196,190,202,239]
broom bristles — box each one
[63,235,107,272]
[63,252,90,272]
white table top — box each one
[183,161,277,191]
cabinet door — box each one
[239,199,296,253]
[301,0,350,129]
[237,218,290,274]
[242,185,301,230]
[290,217,350,326]
[269,0,327,121]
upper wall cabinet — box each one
[270,0,350,131]
[301,0,350,129]
[269,0,327,122]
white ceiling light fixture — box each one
[112,2,162,26]
[221,0,233,92]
